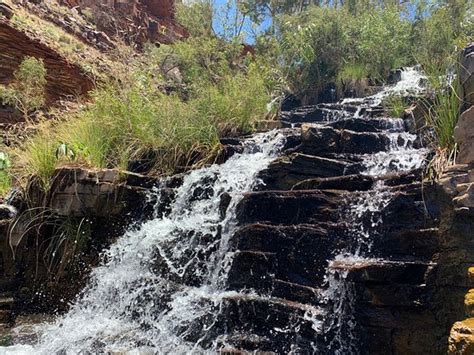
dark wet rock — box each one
[236,190,342,225]
[325,117,404,133]
[300,124,391,156]
[337,260,434,285]
[227,251,277,291]
[292,170,423,192]
[280,93,301,111]
[271,280,322,305]
[280,106,326,125]
[217,295,324,353]
[219,192,232,219]
[0,204,15,220]
[258,153,361,190]
[230,224,344,287]
[292,174,375,191]
[373,228,440,260]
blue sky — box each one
[212,0,272,41]
[211,0,421,42]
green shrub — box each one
[193,63,274,135]
[277,5,412,99]
[176,1,213,38]
[425,81,461,152]
[0,56,47,119]
[383,95,406,118]
[0,151,12,196]
[15,125,60,188]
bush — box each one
[425,82,461,152]
[0,151,12,196]
[383,95,407,118]
[276,5,412,100]
[0,56,47,119]
[14,124,60,188]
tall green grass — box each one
[14,56,273,185]
[425,81,461,152]
[383,95,406,118]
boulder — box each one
[448,318,474,354]
[460,43,474,111]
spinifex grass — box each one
[425,80,461,152]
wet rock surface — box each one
[223,84,468,353]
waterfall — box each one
[1,67,430,354]
[2,131,285,354]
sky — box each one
[210,0,421,42]
[212,0,272,41]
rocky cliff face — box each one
[447,43,474,354]
[0,20,93,105]
[59,0,187,46]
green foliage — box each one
[0,335,12,347]
[194,63,273,135]
[15,125,60,188]
[338,63,368,83]
[424,81,461,152]
[44,217,92,281]
[0,172,11,197]
[0,151,12,196]
[383,95,407,118]
[353,7,411,78]
[0,56,47,118]
[176,1,213,38]
[277,5,413,98]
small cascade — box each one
[321,68,429,354]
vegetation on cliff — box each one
[0,0,472,193]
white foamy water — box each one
[1,131,285,355]
[342,66,427,106]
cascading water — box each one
[2,131,285,354]
[323,68,428,354]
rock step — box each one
[228,223,340,289]
[280,103,387,126]
[214,294,325,353]
[323,117,405,133]
[300,125,402,156]
[236,190,341,225]
[258,153,362,191]
[229,224,440,283]
[291,169,423,191]
[330,258,436,285]
[0,294,14,309]
[237,185,435,228]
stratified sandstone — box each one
[59,0,188,45]
[0,20,93,104]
